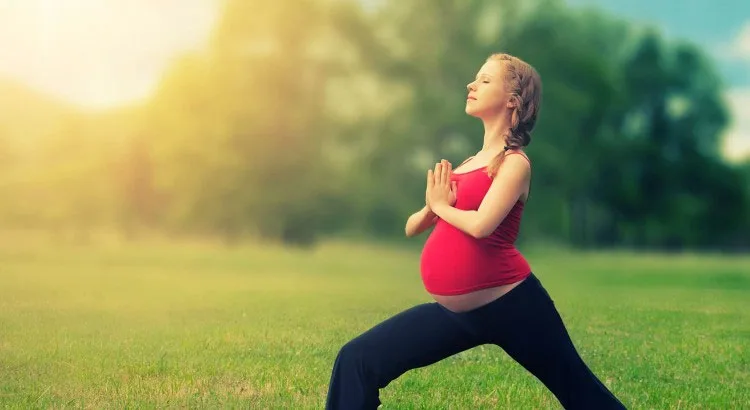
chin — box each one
[465,107,482,118]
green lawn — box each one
[0,238,748,409]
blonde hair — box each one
[485,53,542,177]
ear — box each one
[506,95,517,109]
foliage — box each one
[0,0,747,250]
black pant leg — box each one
[478,275,627,409]
[326,302,479,410]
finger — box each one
[442,159,450,183]
[434,163,442,184]
[427,169,433,186]
[438,160,445,185]
[451,181,457,192]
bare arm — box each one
[405,205,438,237]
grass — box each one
[0,237,748,409]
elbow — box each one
[405,222,419,238]
[469,222,492,239]
[472,230,492,239]
[469,217,501,239]
[405,224,413,237]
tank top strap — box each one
[504,150,531,167]
[457,156,475,167]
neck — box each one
[479,113,512,154]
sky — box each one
[0,0,748,160]
[567,0,750,161]
[0,0,219,108]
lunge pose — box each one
[325,53,626,409]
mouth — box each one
[467,96,477,101]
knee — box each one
[336,337,371,366]
[333,336,385,383]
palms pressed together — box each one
[426,159,457,210]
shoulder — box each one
[503,149,531,167]
[490,150,531,180]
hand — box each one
[426,160,457,210]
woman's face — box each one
[465,60,511,118]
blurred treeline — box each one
[1,0,749,251]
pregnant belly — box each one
[431,282,524,312]
[420,222,529,309]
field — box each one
[1,237,748,409]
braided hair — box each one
[485,53,542,177]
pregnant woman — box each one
[325,52,626,410]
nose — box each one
[466,82,476,92]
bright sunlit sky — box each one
[0,0,220,108]
[1,0,748,160]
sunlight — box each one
[0,0,221,110]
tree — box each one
[145,0,368,245]
[594,30,746,249]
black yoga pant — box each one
[326,273,626,409]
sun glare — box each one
[0,0,220,110]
